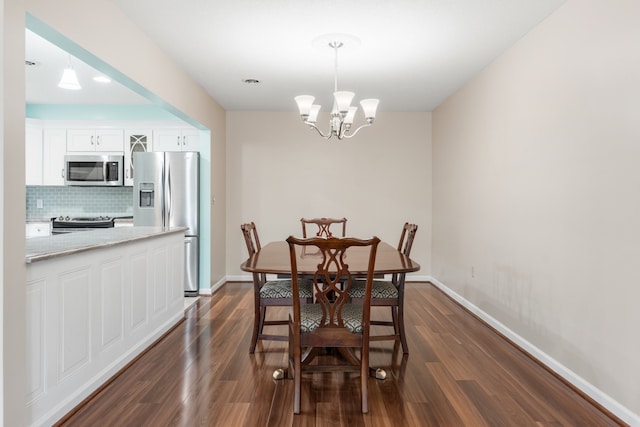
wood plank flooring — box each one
[56,282,625,426]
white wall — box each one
[226,111,432,278]
[432,0,640,423]
[2,0,27,425]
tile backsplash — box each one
[27,186,133,220]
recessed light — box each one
[25,60,40,67]
[242,78,261,84]
[93,76,111,83]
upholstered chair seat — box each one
[349,279,398,299]
[297,303,364,334]
[260,279,313,299]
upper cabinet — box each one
[67,129,124,152]
[26,126,66,186]
[43,129,67,186]
[25,121,199,187]
[124,129,153,186]
[153,128,199,152]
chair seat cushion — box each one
[260,278,313,299]
[298,303,364,334]
[349,279,398,299]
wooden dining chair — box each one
[350,222,418,354]
[286,235,381,414]
[300,217,347,238]
[241,222,314,354]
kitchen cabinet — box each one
[43,129,67,185]
[26,228,185,426]
[67,128,124,152]
[26,125,43,185]
[153,128,199,152]
[124,129,153,186]
[26,222,50,238]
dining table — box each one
[241,240,420,277]
[240,238,421,380]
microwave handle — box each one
[103,162,108,182]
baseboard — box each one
[427,276,639,427]
[197,277,227,295]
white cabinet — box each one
[26,230,185,426]
[43,129,67,185]
[26,222,50,238]
[26,125,43,185]
[153,128,199,152]
[25,123,65,187]
[67,129,124,152]
[124,129,153,186]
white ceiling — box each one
[27,0,566,112]
[25,30,152,105]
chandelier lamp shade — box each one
[58,55,82,90]
[294,39,379,140]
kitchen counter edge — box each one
[26,226,187,263]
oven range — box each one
[51,216,115,234]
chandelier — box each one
[294,39,379,140]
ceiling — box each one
[25,30,152,105]
[27,0,566,112]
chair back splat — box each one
[286,235,380,414]
[300,217,347,238]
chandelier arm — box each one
[340,123,372,139]
[304,121,333,139]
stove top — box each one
[51,216,115,233]
[54,216,113,222]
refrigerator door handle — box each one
[165,161,171,227]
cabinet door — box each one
[153,129,182,152]
[153,129,199,152]
[181,129,200,151]
[26,126,43,185]
[67,129,124,152]
[96,129,124,152]
[66,129,95,152]
[124,130,153,186]
[26,222,50,238]
[43,129,67,185]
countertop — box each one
[26,226,187,263]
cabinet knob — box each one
[91,135,94,145]
[182,136,186,145]
[96,135,100,145]
[61,168,65,178]
[177,136,180,146]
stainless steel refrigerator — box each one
[133,151,199,295]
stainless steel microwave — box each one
[64,154,124,186]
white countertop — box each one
[26,226,187,263]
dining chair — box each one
[300,217,347,238]
[350,222,418,354]
[241,222,314,354]
[286,235,381,414]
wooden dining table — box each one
[241,240,421,277]
[240,239,421,380]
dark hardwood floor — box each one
[57,282,625,426]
